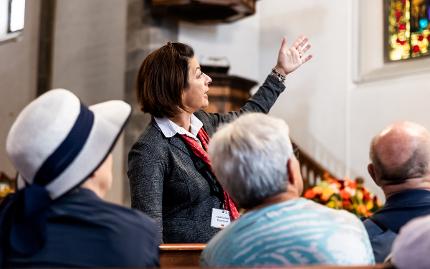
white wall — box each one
[179,0,430,198]
[258,0,350,179]
[0,0,40,176]
[179,0,350,176]
[51,0,128,204]
[178,11,260,80]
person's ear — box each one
[287,159,295,185]
[368,163,381,186]
[287,158,303,195]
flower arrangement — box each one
[0,172,15,201]
[0,184,13,199]
[303,173,383,218]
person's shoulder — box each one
[130,121,169,154]
[95,200,158,234]
[303,199,362,223]
[135,121,165,145]
[194,110,212,125]
[55,191,159,236]
[194,110,209,118]
[201,220,240,267]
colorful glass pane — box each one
[387,0,430,61]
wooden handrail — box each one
[160,243,206,251]
[159,244,384,268]
[292,142,338,190]
[161,264,386,269]
[159,243,206,267]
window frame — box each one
[7,0,13,33]
[0,0,25,43]
[353,0,430,83]
[7,0,25,34]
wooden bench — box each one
[159,243,385,268]
[160,243,206,267]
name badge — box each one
[211,208,231,229]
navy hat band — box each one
[33,103,94,186]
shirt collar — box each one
[384,189,430,208]
[154,114,203,139]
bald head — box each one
[369,122,430,185]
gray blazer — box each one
[128,75,285,243]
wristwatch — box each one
[270,68,286,83]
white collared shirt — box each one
[154,114,203,142]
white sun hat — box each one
[6,88,131,199]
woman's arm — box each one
[128,142,167,243]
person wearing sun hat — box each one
[0,89,159,267]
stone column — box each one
[123,0,178,205]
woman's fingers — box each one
[301,43,312,53]
[279,36,289,54]
[293,36,308,50]
[302,54,313,63]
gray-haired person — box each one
[201,113,374,267]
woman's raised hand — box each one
[274,35,312,76]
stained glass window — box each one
[386,0,430,61]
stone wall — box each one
[123,0,178,205]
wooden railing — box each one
[292,142,330,190]
[159,244,385,268]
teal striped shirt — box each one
[201,198,375,267]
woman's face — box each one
[182,57,212,113]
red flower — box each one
[342,200,352,208]
[399,24,406,30]
[363,192,371,201]
[395,11,402,19]
[418,35,424,41]
[413,45,421,53]
[397,38,406,45]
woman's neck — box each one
[170,111,192,132]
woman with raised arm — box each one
[128,36,312,243]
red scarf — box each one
[180,128,240,221]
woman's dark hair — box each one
[136,42,194,118]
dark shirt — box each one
[371,189,430,233]
[3,188,160,268]
[364,189,430,263]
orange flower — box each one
[303,175,383,217]
[344,179,357,189]
[357,204,368,216]
[304,189,316,199]
[340,189,351,200]
[312,186,323,195]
